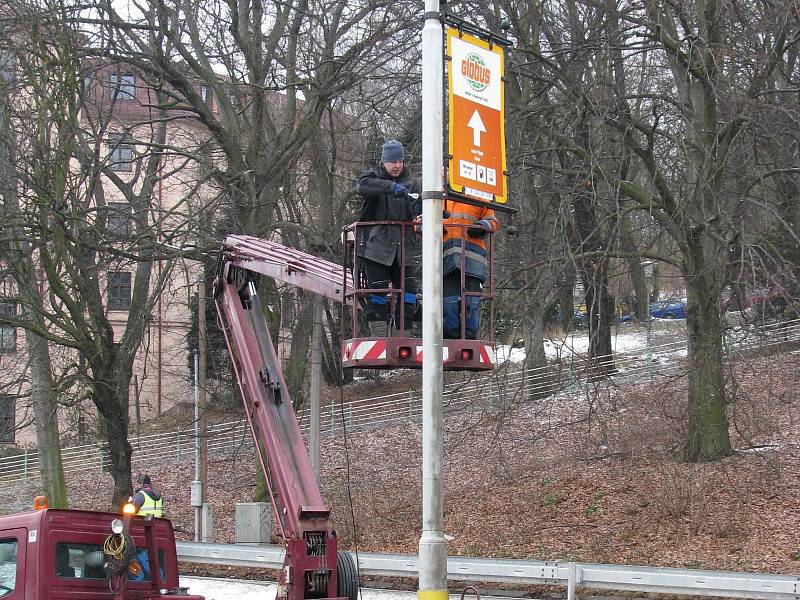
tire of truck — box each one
[337,551,359,600]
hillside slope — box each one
[46,349,800,576]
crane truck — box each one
[212,227,497,600]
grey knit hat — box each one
[380,139,405,163]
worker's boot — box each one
[368,320,388,337]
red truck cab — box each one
[0,507,204,599]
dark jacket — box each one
[356,165,421,267]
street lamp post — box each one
[420,1,447,599]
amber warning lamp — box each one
[128,559,143,577]
[33,495,48,511]
[122,497,137,515]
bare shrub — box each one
[649,463,710,535]
[571,380,687,460]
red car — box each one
[750,287,783,306]
[723,286,783,311]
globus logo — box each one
[461,52,490,91]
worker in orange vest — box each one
[443,198,499,339]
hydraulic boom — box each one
[213,235,357,600]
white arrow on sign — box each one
[467,109,486,147]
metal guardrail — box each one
[175,541,800,599]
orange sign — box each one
[447,27,507,204]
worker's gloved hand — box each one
[393,182,408,195]
[406,192,421,217]
[467,219,492,238]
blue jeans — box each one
[443,272,481,339]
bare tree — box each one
[0,0,214,505]
[0,8,68,498]
[461,0,798,460]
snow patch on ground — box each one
[497,320,686,364]
[180,577,506,600]
[181,576,277,599]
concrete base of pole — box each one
[201,503,213,542]
[418,533,448,594]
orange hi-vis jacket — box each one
[443,199,499,280]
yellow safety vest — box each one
[138,490,164,517]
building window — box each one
[0,395,14,443]
[108,134,133,172]
[200,85,213,108]
[108,272,131,310]
[0,301,16,354]
[107,202,131,239]
[109,73,135,101]
[0,49,15,84]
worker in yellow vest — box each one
[132,474,164,517]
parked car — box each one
[649,298,687,319]
[722,286,784,312]
[750,287,783,305]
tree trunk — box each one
[95,380,134,508]
[684,252,731,461]
[581,262,615,375]
[285,292,313,410]
[522,293,554,400]
[522,307,547,369]
[621,216,649,321]
[557,266,576,331]
[253,439,269,503]
[573,180,614,373]
[25,325,68,508]
[649,262,661,302]
[323,302,351,385]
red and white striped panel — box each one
[344,339,387,361]
[415,346,450,363]
[478,344,496,365]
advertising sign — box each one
[447,26,507,204]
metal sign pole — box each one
[420,1,447,599]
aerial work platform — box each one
[218,233,496,371]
